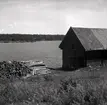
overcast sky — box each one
[0,0,107,34]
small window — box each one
[72,44,75,49]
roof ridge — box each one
[71,26,107,30]
[59,27,107,51]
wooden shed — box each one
[59,27,107,70]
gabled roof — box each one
[59,27,107,51]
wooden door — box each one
[68,49,77,70]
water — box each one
[0,41,62,68]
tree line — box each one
[0,34,64,42]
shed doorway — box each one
[68,56,77,70]
[68,56,86,70]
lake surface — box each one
[0,41,62,68]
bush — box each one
[58,76,86,105]
[57,76,107,105]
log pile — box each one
[0,61,31,79]
[0,60,51,79]
[21,60,51,76]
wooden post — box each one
[100,51,104,66]
[101,59,103,66]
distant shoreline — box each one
[0,40,62,43]
[0,34,64,43]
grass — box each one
[1,62,107,105]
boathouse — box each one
[59,27,107,70]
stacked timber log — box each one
[0,61,31,79]
[0,60,51,79]
[21,60,51,75]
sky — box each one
[0,0,107,34]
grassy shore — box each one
[0,61,107,105]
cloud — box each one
[0,0,107,34]
[0,29,4,33]
[65,9,107,28]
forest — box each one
[0,34,64,42]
